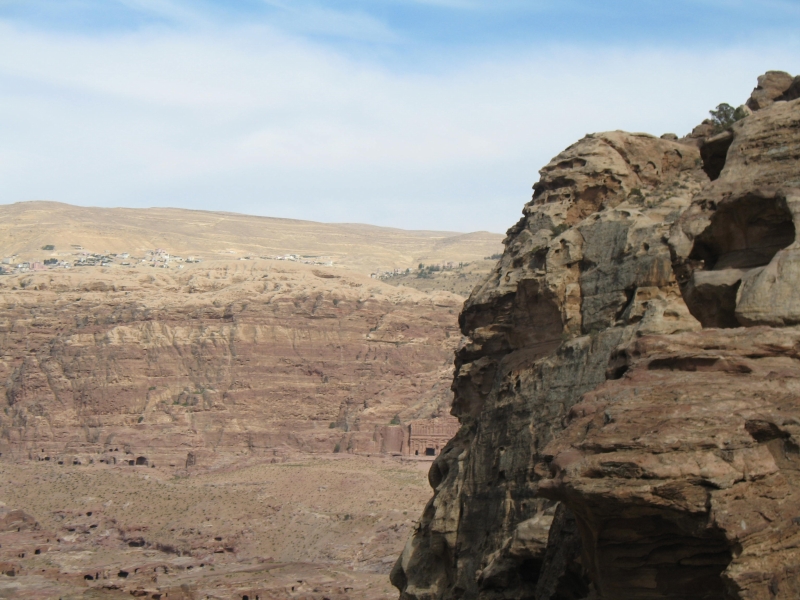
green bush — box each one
[333,443,341,453]
[390,414,401,425]
[709,103,748,133]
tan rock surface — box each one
[0,260,462,467]
[394,73,800,599]
[539,328,800,599]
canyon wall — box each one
[0,260,461,467]
[393,72,800,599]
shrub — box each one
[628,188,644,201]
[390,414,401,425]
[333,443,341,453]
[709,103,748,133]
[41,245,55,251]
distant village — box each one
[0,245,335,275]
[372,261,468,280]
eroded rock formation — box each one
[393,72,800,599]
[0,261,460,467]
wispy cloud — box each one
[0,2,798,231]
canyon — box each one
[0,209,501,598]
[392,71,800,599]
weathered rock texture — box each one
[0,260,461,467]
[393,72,800,599]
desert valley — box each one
[0,203,503,599]
[2,69,800,600]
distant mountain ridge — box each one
[0,201,504,274]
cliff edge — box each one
[392,71,800,600]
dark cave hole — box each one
[684,193,795,328]
[118,570,129,578]
[592,515,733,600]
[425,447,436,456]
[700,131,733,181]
[135,456,148,466]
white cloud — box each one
[0,18,798,232]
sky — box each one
[0,1,798,233]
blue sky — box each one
[1,0,798,232]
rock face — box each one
[393,73,800,599]
[0,260,461,467]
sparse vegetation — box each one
[628,188,644,202]
[709,102,748,134]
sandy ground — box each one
[0,452,434,599]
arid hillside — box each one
[0,201,503,274]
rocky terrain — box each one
[0,260,465,467]
[381,261,500,298]
[0,452,431,599]
[393,71,800,599]
[0,214,501,597]
[0,243,497,598]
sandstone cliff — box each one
[0,260,461,467]
[393,72,800,599]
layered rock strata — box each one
[393,72,800,599]
[0,261,460,467]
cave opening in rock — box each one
[135,456,148,466]
[684,193,795,327]
[589,513,733,600]
[700,131,733,181]
[425,447,436,456]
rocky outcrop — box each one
[0,261,460,467]
[393,73,800,599]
